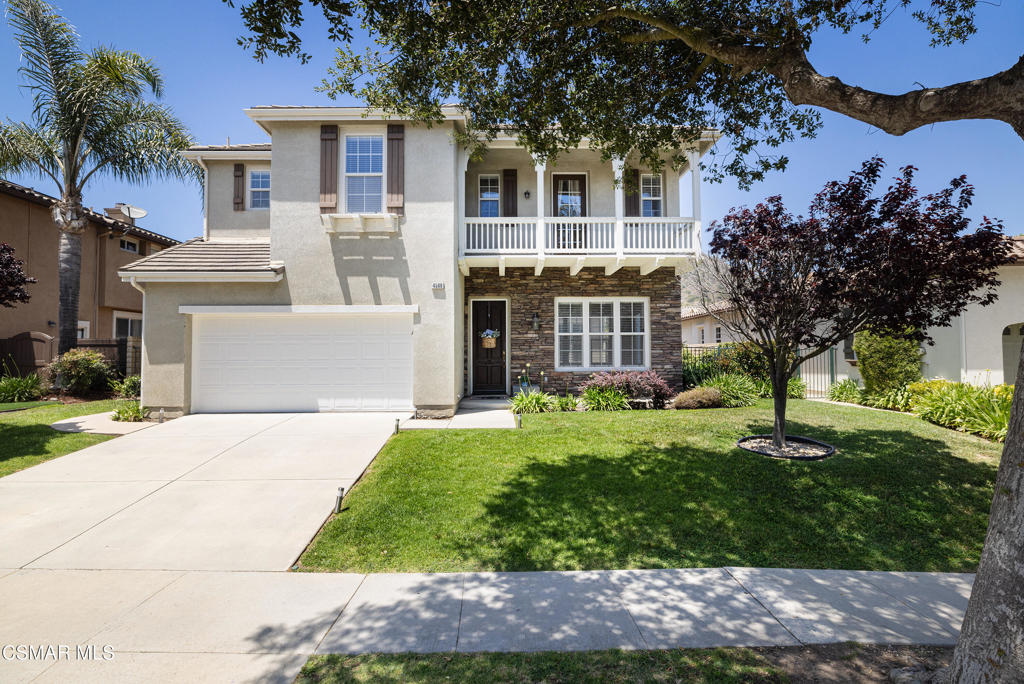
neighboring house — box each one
[680,302,742,346]
[0,179,179,343]
[120,106,714,417]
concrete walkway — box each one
[0,567,972,683]
[401,396,516,429]
[50,411,156,435]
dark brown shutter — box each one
[624,168,640,217]
[501,169,517,217]
[320,125,338,214]
[386,124,405,215]
[232,163,245,211]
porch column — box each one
[612,156,625,258]
[534,158,546,257]
[458,146,469,257]
[687,149,702,253]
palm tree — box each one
[0,0,198,353]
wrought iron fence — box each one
[681,343,838,397]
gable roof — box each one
[0,179,179,247]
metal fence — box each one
[681,343,839,397]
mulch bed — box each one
[737,434,834,460]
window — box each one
[249,170,270,209]
[555,298,649,370]
[345,135,384,213]
[715,326,722,344]
[555,176,584,217]
[479,175,500,217]
[698,326,705,345]
[77,321,90,339]
[119,238,139,253]
[114,313,142,338]
[843,334,856,361]
[641,174,662,217]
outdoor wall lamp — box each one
[531,312,540,330]
[523,190,531,199]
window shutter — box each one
[233,163,245,211]
[320,125,338,214]
[501,169,517,217]
[624,168,640,217]
[386,124,405,215]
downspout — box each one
[959,313,968,382]
[128,276,146,409]
[196,156,209,241]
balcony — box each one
[459,216,699,275]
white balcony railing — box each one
[463,216,697,256]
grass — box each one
[0,400,119,478]
[300,399,1002,574]
[0,400,52,412]
[298,648,785,683]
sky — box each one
[1,1,1021,243]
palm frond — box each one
[84,46,164,99]
[0,120,63,190]
[6,0,84,121]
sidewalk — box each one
[0,566,972,683]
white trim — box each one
[468,297,511,396]
[245,106,466,134]
[178,304,419,316]
[549,171,590,217]
[343,130,387,214]
[76,320,91,339]
[119,236,140,253]
[112,310,143,338]
[248,168,271,210]
[477,173,501,217]
[554,297,650,372]
[182,150,271,161]
[640,172,664,218]
[118,271,283,283]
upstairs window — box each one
[119,238,139,253]
[249,170,270,209]
[479,175,500,217]
[345,135,384,213]
[641,174,663,217]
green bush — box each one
[723,342,773,381]
[554,394,580,412]
[109,374,141,399]
[0,373,44,402]
[827,378,863,404]
[680,348,728,388]
[672,387,723,409]
[913,381,1011,441]
[581,386,631,411]
[853,330,923,394]
[508,390,556,414]
[866,384,914,412]
[111,400,145,422]
[756,376,807,399]
[47,349,113,396]
[698,373,757,408]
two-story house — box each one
[119,106,714,417]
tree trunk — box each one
[946,343,1024,682]
[52,200,87,355]
[771,369,788,448]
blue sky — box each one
[1,1,1021,242]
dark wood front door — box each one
[472,300,506,394]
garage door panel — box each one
[193,314,413,413]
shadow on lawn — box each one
[454,420,998,573]
[0,423,77,466]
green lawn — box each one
[0,401,52,412]
[300,399,1001,573]
[0,400,119,478]
[298,648,785,683]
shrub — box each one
[0,373,43,402]
[109,374,141,399]
[581,386,631,411]
[853,330,923,394]
[757,376,807,399]
[579,370,673,409]
[827,378,863,404]
[698,373,757,408]
[913,381,1011,441]
[866,384,914,412]
[681,348,730,388]
[554,394,580,412]
[111,400,145,422]
[508,389,556,414]
[672,387,723,409]
[723,342,774,381]
[47,349,113,396]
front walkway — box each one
[0,566,971,683]
[402,396,516,429]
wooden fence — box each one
[1,332,140,378]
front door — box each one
[552,174,588,250]
[472,300,507,394]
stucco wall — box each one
[465,149,685,218]
[206,159,272,239]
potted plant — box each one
[479,329,500,349]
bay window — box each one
[556,298,649,370]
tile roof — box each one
[0,179,179,246]
[119,239,282,274]
[1009,235,1024,262]
[187,143,271,152]
[680,302,735,321]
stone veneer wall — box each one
[464,267,682,394]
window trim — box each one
[554,296,650,372]
[248,169,271,210]
[715,326,722,344]
[113,310,143,339]
[342,130,388,214]
[478,173,501,217]
[119,237,139,253]
[697,326,705,345]
[550,171,590,217]
[640,172,663,217]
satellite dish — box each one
[120,204,148,220]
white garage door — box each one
[192,314,413,412]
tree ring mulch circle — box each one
[737,434,835,460]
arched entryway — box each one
[1002,324,1023,385]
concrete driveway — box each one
[0,412,407,571]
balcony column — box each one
[612,157,625,259]
[687,149,702,253]
[534,158,546,257]
[458,146,469,257]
